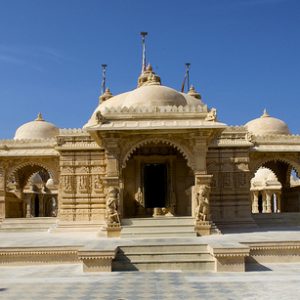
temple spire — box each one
[140,32,148,73]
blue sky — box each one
[0,0,299,138]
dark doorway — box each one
[34,195,39,217]
[144,164,167,208]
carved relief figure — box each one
[195,185,210,222]
[78,175,88,193]
[93,175,103,193]
[62,176,73,193]
[205,108,217,121]
[106,187,120,225]
[134,187,144,206]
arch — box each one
[121,137,194,170]
[251,166,280,183]
[6,161,58,189]
[250,157,300,181]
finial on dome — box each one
[261,109,270,118]
[146,64,152,72]
[137,64,161,87]
[99,87,113,103]
[187,85,201,99]
[35,113,44,121]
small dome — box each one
[14,113,59,140]
[29,173,43,185]
[245,110,290,136]
[252,167,277,182]
[46,178,55,189]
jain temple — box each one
[1,41,300,272]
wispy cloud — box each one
[0,44,70,72]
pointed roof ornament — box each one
[261,108,270,118]
[35,113,44,121]
[187,85,201,99]
[99,87,113,103]
[137,63,161,87]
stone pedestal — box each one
[78,250,116,272]
[195,221,211,236]
[102,224,121,238]
[209,246,250,272]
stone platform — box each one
[1,227,300,273]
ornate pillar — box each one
[276,192,281,213]
[266,191,272,213]
[102,136,122,237]
[262,192,267,213]
[193,174,213,236]
[0,164,6,221]
[25,194,32,218]
[252,191,259,213]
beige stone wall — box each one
[207,147,252,223]
[58,134,107,223]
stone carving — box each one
[222,173,231,188]
[134,187,143,206]
[93,175,103,193]
[0,167,4,188]
[78,175,89,193]
[106,187,120,225]
[205,108,217,121]
[62,175,74,193]
[195,185,210,222]
[96,111,107,124]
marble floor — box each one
[1,263,300,299]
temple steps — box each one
[0,217,57,232]
[112,244,215,271]
[121,217,197,238]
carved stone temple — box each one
[1,65,300,239]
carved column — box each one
[0,164,6,221]
[252,191,259,213]
[262,192,267,213]
[102,136,122,237]
[276,192,281,213]
[25,194,32,218]
[193,174,213,236]
[266,191,272,213]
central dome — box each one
[97,85,201,113]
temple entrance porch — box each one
[121,142,194,219]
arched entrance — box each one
[5,164,58,218]
[121,142,194,218]
[250,160,300,214]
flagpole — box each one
[140,32,148,73]
[101,64,107,95]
